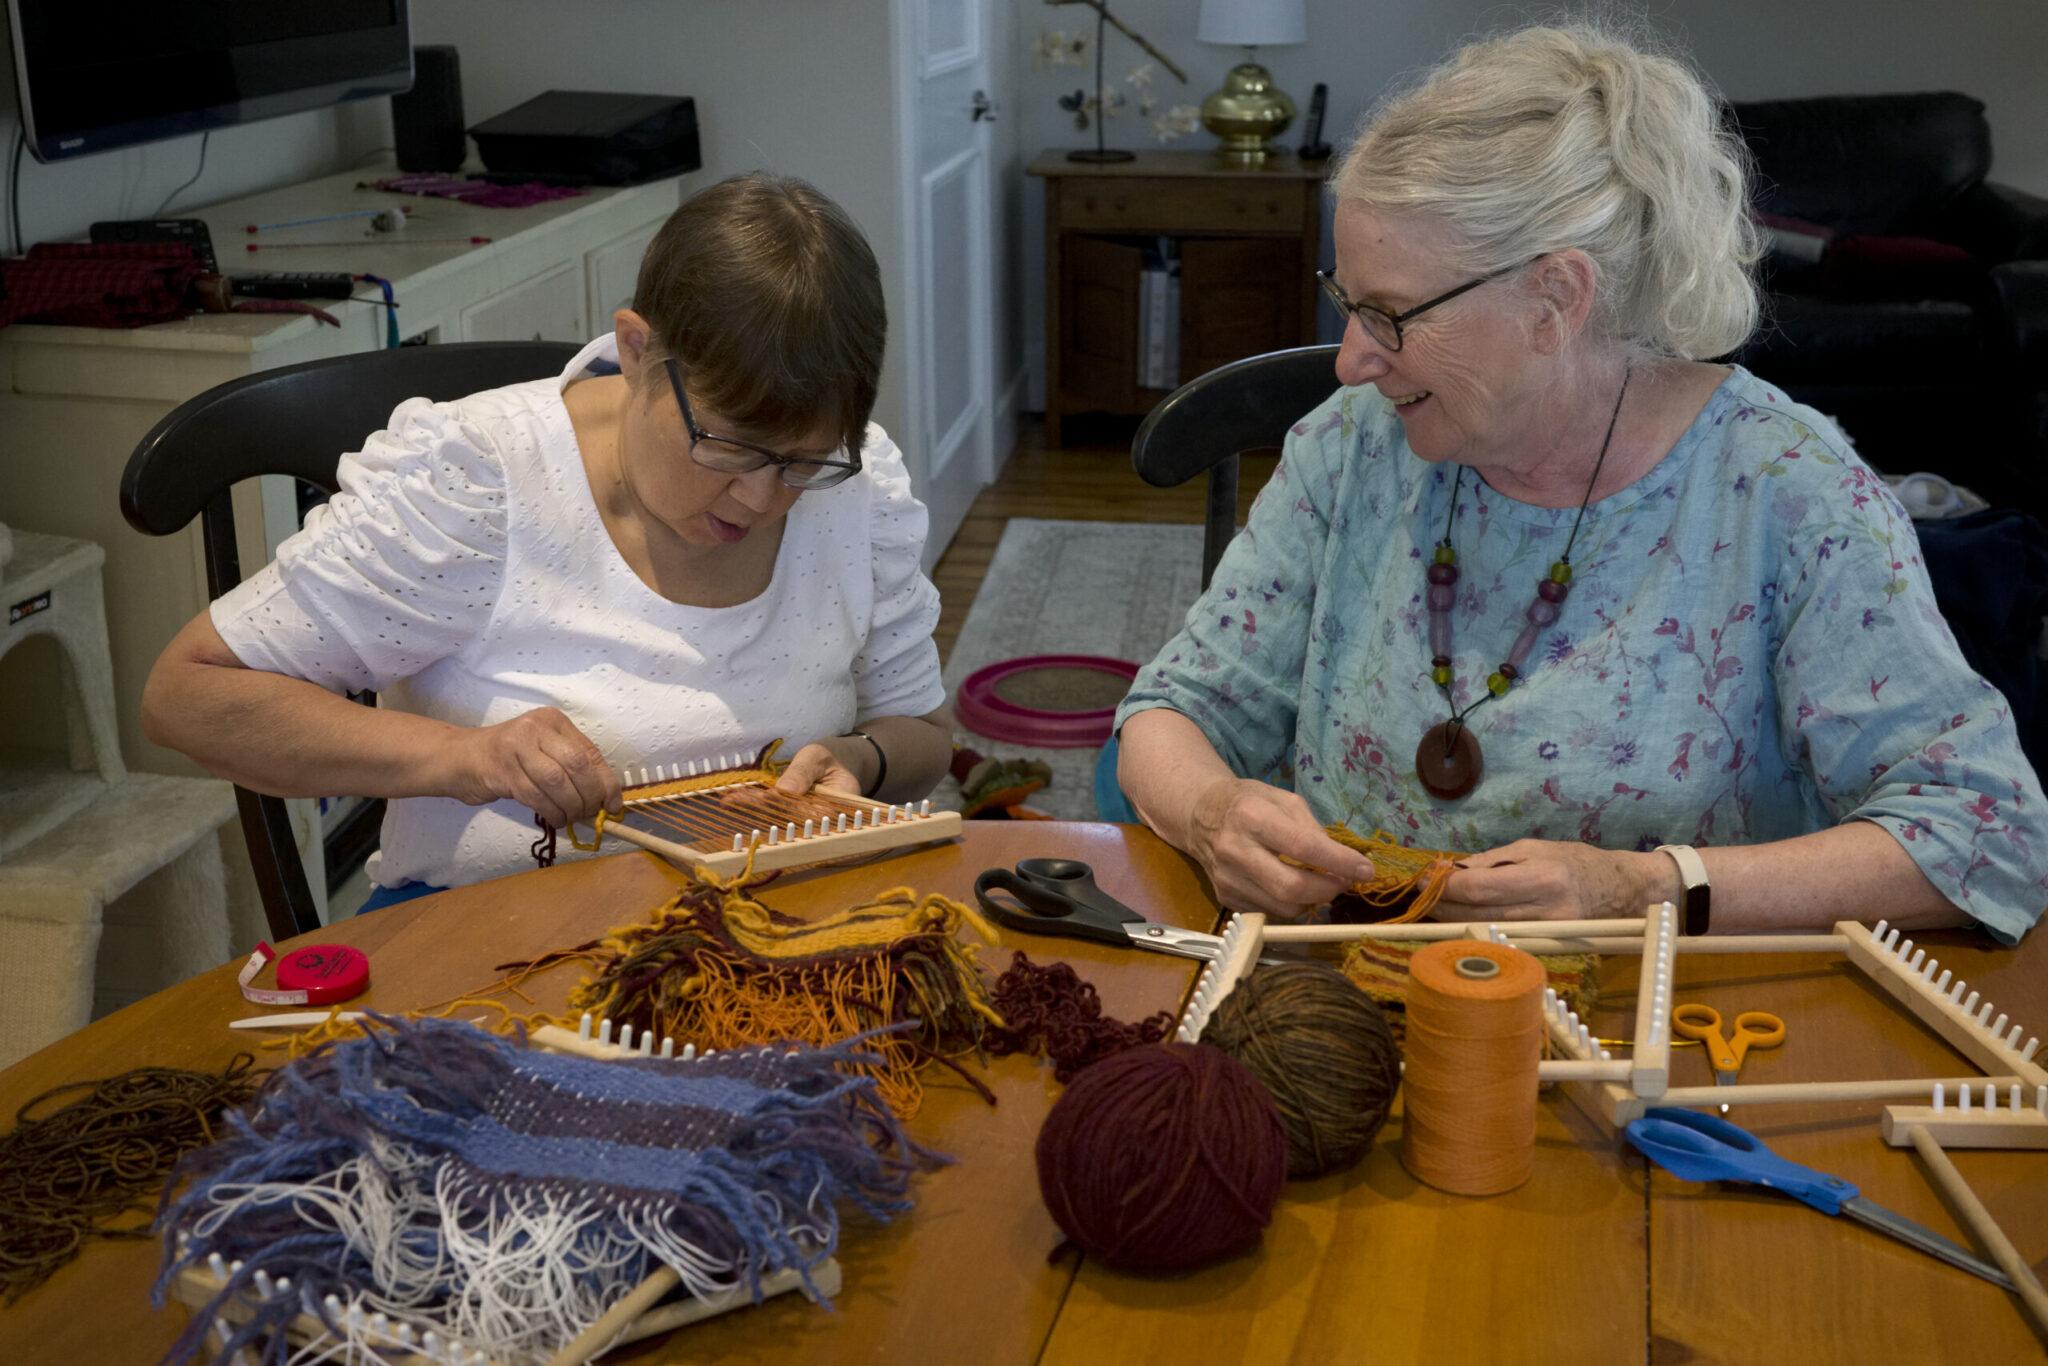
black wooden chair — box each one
[121,341,584,938]
[1130,344,1342,588]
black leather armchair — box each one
[1727,93,2048,515]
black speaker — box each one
[392,46,466,173]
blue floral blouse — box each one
[1116,367,2046,943]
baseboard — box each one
[994,366,1028,473]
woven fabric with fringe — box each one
[565,739,788,856]
[155,1016,924,1366]
[1324,827,1462,923]
[1340,936,1600,1044]
[565,868,1005,1119]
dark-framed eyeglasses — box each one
[1316,258,1536,352]
[663,357,862,491]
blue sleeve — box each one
[1773,467,2048,944]
[1114,390,1351,782]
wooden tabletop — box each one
[2,823,2044,1363]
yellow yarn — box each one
[568,740,789,853]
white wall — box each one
[1011,0,2048,404]
[411,0,910,439]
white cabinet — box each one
[0,163,685,921]
[459,261,589,344]
[584,221,662,336]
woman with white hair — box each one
[1114,22,2045,941]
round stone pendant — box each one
[1415,720,1483,800]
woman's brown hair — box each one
[633,172,887,456]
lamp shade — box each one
[1196,0,1307,47]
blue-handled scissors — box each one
[1625,1107,2014,1290]
[973,858,1279,966]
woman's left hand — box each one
[1435,839,1672,921]
[774,739,867,797]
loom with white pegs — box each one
[1880,1081,2048,1150]
[1843,919,2046,1087]
[1176,912,1266,1041]
[173,1011,836,1364]
[595,752,960,877]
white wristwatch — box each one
[1655,844,1710,935]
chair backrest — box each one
[1130,344,1342,588]
[121,340,585,937]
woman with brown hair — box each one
[143,173,950,908]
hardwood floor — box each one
[931,417,1279,664]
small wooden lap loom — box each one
[567,745,962,877]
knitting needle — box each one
[246,236,491,251]
[1906,1124,2048,1337]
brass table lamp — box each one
[1197,0,1307,164]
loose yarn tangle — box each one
[1202,962,1403,1179]
[1324,827,1464,923]
[560,865,1006,1118]
[982,952,1175,1083]
[155,1015,926,1366]
[1340,936,1600,1045]
[0,1056,261,1303]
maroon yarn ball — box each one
[1034,1041,1288,1272]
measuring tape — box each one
[238,941,371,1007]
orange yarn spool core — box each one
[1400,940,1546,1196]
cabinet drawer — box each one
[459,261,588,343]
[1057,178,1304,234]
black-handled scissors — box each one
[973,858,1274,966]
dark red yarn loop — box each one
[1034,1042,1288,1273]
[983,952,1173,1083]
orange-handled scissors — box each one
[1671,1003,1786,1088]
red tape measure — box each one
[238,941,371,1007]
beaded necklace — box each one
[1415,367,1631,800]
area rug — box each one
[933,519,1208,820]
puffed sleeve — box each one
[209,397,508,696]
[1113,389,1347,781]
[1774,469,2048,944]
[850,428,946,720]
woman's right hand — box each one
[444,707,621,829]
[1184,777,1377,918]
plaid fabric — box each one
[0,242,206,329]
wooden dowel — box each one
[1906,1125,2048,1339]
[608,1261,840,1346]
[1262,918,1646,944]
[1537,1058,1634,1082]
[545,1266,680,1366]
[1655,1076,2027,1108]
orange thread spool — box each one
[1401,940,1545,1195]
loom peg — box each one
[1909,947,1927,972]
[396,1322,415,1345]
[209,1252,226,1276]
[1874,919,1889,939]
[1978,1002,1995,1026]
[1936,968,1952,992]
[768,827,781,845]
[2010,1024,2026,1048]
[785,821,797,841]
[1962,1085,1974,1112]
[599,1018,614,1045]
[804,819,816,838]
[639,1033,654,1056]
[1934,1084,1946,1111]
[838,813,848,831]
[660,1037,674,1059]
[619,1024,634,1050]
[2025,1038,2041,1063]
[920,799,931,816]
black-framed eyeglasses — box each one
[663,357,862,490]
[1316,258,1536,352]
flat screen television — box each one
[9,1,412,162]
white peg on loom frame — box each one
[804,819,815,839]
[838,813,849,832]
[784,821,797,841]
[767,826,781,845]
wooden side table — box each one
[1028,150,1327,445]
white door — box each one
[894,0,998,569]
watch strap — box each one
[1656,843,1711,936]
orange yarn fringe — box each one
[1324,826,1465,923]
[563,858,1005,1118]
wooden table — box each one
[2,823,2044,1363]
